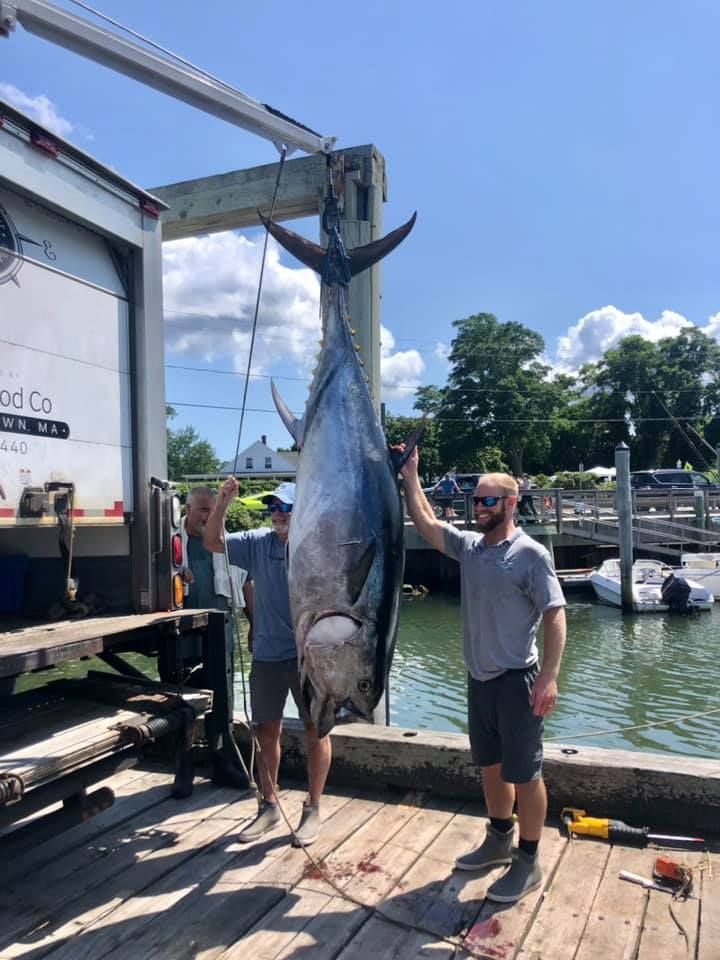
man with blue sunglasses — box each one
[204,479,332,849]
[400,448,566,904]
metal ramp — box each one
[564,515,720,560]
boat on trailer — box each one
[590,558,715,612]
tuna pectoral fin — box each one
[271,380,305,447]
[343,540,376,606]
[389,418,427,473]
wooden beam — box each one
[234,718,720,833]
[150,144,386,241]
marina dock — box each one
[1,761,717,959]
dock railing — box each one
[410,486,720,537]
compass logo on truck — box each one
[0,204,24,286]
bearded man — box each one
[400,453,566,904]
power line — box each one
[167,400,720,425]
[164,362,720,399]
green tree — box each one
[166,407,220,479]
[579,329,720,470]
[434,313,568,476]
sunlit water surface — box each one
[17,594,719,759]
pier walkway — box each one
[1,763,717,959]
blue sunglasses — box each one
[473,495,507,507]
[268,502,293,514]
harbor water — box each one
[16,595,719,761]
[390,592,720,759]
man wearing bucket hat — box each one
[204,478,332,848]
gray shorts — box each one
[249,657,311,725]
[467,663,543,783]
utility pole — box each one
[615,443,634,612]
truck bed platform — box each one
[0,610,214,677]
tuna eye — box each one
[357,679,371,694]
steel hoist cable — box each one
[220,145,289,799]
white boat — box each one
[675,553,720,599]
[590,558,715,613]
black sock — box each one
[519,837,538,856]
[490,817,514,834]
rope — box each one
[217,144,289,801]
[546,704,720,742]
[230,147,288,474]
[250,750,508,959]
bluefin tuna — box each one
[260,202,420,736]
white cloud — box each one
[554,305,693,372]
[164,233,425,400]
[0,84,74,137]
[434,341,451,363]
[380,324,425,400]
[163,231,320,374]
[705,311,720,341]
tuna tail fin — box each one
[389,418,427,473]
[347,213,416,277]
[259,212,326,273]
[257,210,417,278]
[271,380,305,447]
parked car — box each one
[629,469,720,512]
[630,469,720,492]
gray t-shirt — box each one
[226,528,295,662]
[443,526,566,682]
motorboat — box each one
[590,558,715,613]
[675,553,720,599]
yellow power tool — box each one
[560,808,705,847]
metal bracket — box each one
[0,4,18,36]
[0,771,25,805]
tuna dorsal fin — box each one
[388,418,427,473]
[258,210,417,278]
[271,380,305,447]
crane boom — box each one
[0,0,335,155]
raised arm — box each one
[400,447,449,553]
[204,476,238,553]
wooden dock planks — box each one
[1,767,716,960]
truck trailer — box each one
[0,98,243,829]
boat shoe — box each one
[454,823,514,871]
[486,848,542,903]
[237,799,281,843]
[292,800,321,847]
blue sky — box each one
[3,0,720,462]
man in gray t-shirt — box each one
[204,480,331,850]
[401,449,566,905]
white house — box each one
[219,436,297,477]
